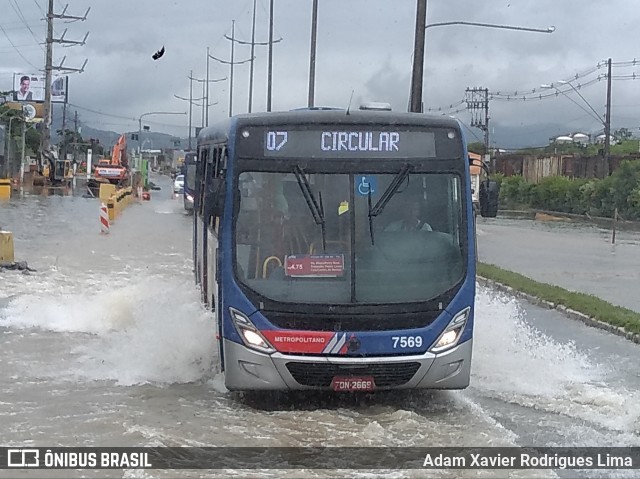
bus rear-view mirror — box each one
[479,179,499,218]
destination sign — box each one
[260,129,437,158]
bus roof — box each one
[197,110,462,144]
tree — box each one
[56,127,82,158]
[468,142,486,155]
[25,125,41,154]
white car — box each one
[173,174,184,194]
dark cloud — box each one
[1,0,639,145]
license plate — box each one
[331,376,376,392]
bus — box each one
[183,152,197,212]
[194,107,498,392]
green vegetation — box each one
[468,141,487,155]
[1,95,42,156]
[494,159,640,220]
[477,262,640,335]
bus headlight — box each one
[229,307,275,354]
[429,307,470,353]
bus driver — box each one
[384,202,432,232]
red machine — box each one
[94,135,129,184]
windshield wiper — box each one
[367,164,413,245]
[293,166,326,252]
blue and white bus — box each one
[194,107,498,392]
[183,152,197,212]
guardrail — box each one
[0,179,11,200]
[99,184,134,222]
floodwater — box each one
[1,178,638,478]
[477,216,640,313]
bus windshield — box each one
[234,168,465,304]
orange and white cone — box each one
[100,202,110,234]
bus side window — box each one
[205,145,226,231]
[216,146,227,177]
[204,147,215,226]
[197,147,208,215]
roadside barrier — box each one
[0,229,14,264]
[95,184,134,226]
[100,203,110,234]
[0,179,11,200]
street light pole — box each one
[409,0,427,113]
[410,16,555,112]
[267,0,274,112]
[424,21,555,34]
[308,0,318,108]
[604,58,612,174]
[138,111,187,156]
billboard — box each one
[12,73,68,103]
[5,102,45,123]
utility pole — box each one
[61,97,67,161]
[267,0,275,112]
[249,0,257,113]
[43,0,54,153]
[604,57,612,175]
[224,14,281,113]
[210,21,253,117]
[20,121,26,184]
[308,0,318,108]
[178,73,223,146]
[73,110,78,164]
[409,0,427,113]
[41,2,89,155]
[206,47,210,126]
[465,87,491,170]
[194,64,225,129]
[182,70,199,150]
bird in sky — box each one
[152,46,165,60]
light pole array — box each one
[209,21,253,118]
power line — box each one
[8,0,45,52]
[32,0,46,16]
[67,102,186,129]
[0,23,40,69]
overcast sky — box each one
[1,0,639,147]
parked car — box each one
[173,174,184,194]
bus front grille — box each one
[263,311,440,331]
[285,362,421,388]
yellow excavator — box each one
[34,148,73,185]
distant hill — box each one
[51,115,187,152]
[0,105,611,154]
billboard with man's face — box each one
[12,73,68,103]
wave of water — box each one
[1,276,216,386]
[473,286,640,439]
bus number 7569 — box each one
[392,336,422,348]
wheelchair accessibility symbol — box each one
[356,176,377,196]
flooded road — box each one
[477,216,640,313]
[1,178,639,478]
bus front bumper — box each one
[222,338,472,391]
